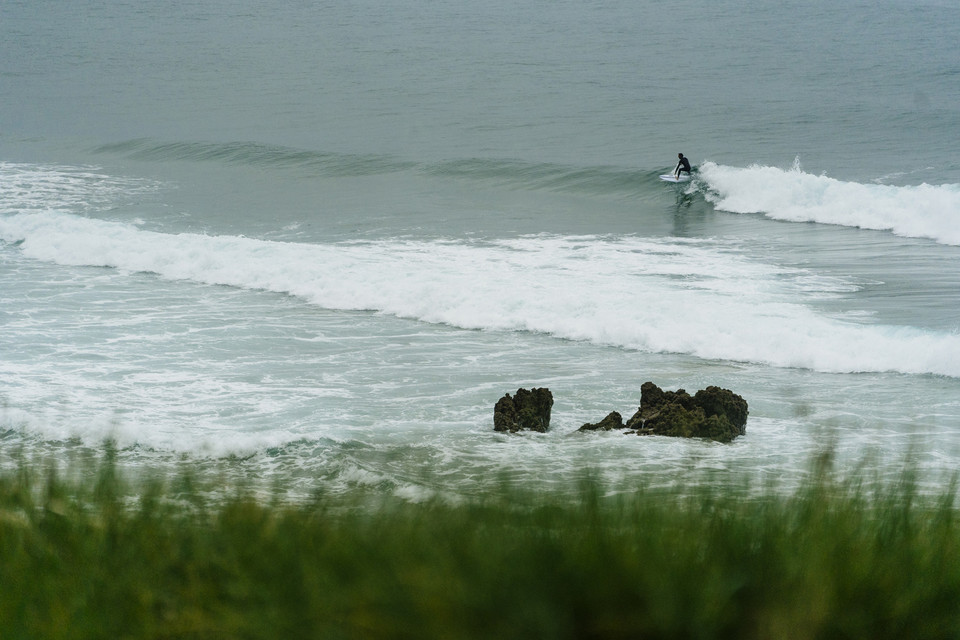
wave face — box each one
[699,160,960,245]
[92,140,960,228]
[92,140,419,177]
[3,208,960,378]
[91,138,660,196]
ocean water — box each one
[2,0,959,499]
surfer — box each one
[674,153,691,179]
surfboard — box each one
[659,174,691,183]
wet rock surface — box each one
[586,382,748,442]
[493,388,554,433]
[494,383,747,442]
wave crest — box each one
[699,160,960,245]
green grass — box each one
[1,444,959,639]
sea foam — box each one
[698,160,960,245]
[3,210,960,378]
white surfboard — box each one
[659,174,691,183]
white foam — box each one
[0,162,155,216]
[3,210,960,377]
[699,159,960,245]
[0,399,304,457]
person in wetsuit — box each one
[674,153,691,179]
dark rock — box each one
[623,381,748,442]
[578,411,624,432]
[694,386,749,434]
[493,388,553,433]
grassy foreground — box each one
[1,448,959,639]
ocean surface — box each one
[2,0,959,499]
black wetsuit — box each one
[675,156,691,176]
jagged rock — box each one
[624,382,693,430]
[694,385,749,433]
[496,382,747,441]
[623,381,748,442]
[578,411,624,432]
[493,388,554,433]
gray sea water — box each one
[2,0,960,499]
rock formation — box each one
[494,383,747,442]
[583,382,748,442]
[577,411,624,432]
[493,388,554,433]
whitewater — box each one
[700,159,960,246]
[3,204,960,378]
